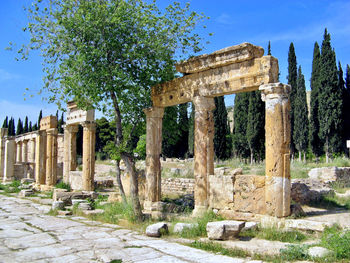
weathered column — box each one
[45,128,58,187]
[143,107,164,215]
[192,96,215,217]
[35,131,46,185]
[260,83,291,217]
[3,138,15,182]
[29,138,36,163]
[63,125,78,183]
[82,122,96,191]
[22,140,28,163]
[0,128,8,179]
[16,141,22,163]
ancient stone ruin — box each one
[144,42,292,219]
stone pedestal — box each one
[260,83,291,217]
[192,96,215,217]
[3,138,15,182]
[82,122,96,191]
[143,107,164,215]
[45,128,58,187]
[0,128,8,179]
[35,131,46,185]
[16,141,22,163]
[63,125,78,183]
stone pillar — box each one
[3,138,15,182]
[22,140,28,163]
[45,128,58,187]
[0,128,8,179]
[35,131,46,185]
[143,107,164,215]
[260,83,291,217]
[63,125,78,183]
[82,122,96,191]
[192,96,215,216]
[30,138,36,163]
[16,141,22,163]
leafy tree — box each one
[134,134,146,159]
[95,117,115,159]
[37,110,43,130]
[213,96,232,160]
[232,93,250,159]
[29,121,33,132]
[293,66,309,161]
[309,42,322,157]
[175,103,189,158]
[287,42,298,158]
[318,29,343,162]
[267,41,271,55]
[2,116,8,128]
[16,118,23,136]
[344,64,350,149]
[23,116,29,134]
[188,103,195,157]
[18,0,207,220]
[246,91,265,164]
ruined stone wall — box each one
[161,178,194,195]
[308,167,350,186]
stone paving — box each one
[0,195,262,263]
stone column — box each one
[30,138,36,163]
[192,96,215,216]
[16,141,22,163]
[45,128,58,187]
[22,140,28,163]
[82,122,96,191]
[0,128,8,179]
[63,125,78,183]
[143,107,164,215]
[35,131,46,185]
[260,83,291,217]
[3,138,15,182]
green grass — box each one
[55,181,71,191]
[0,180,21,194]
[321,225,350,259]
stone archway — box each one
[144,43,291,218]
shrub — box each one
[321,225,350,259]
[55,181,71,191]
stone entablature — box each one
[66,101,94,125]
[14,131,38,143]
[40,116,58,131]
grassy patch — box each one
[55,181,71,191]
[313,192,350,210]
[0,180,21,193]
[321,225,350,260]
[240,227,307,243]
[47,209,59,216]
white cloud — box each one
[0,69,20,82]
[216,13,234,25]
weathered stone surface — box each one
[308,167,350,185]
[66,101,95,125]
[260,83,291,217]
[231,168,243,176]
[209,174,235,210]
[290,203,306,217]
[284,219,332,232]
[291,180,333,205]
[242,222,258,231]
[307,246,332,258]
[78,202,92,210]
[55,191,95,205]
[18,189,34,197]
[21,178,34,184]
[206,220,245,240]
[45,127,58,187]
[52,201,65,210]
[40,116,58,131]
[4,138,15,182]
[146,222,169,237]
[82,122,96,191]
[173,223,198,233]
[82,209,104,216]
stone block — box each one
[21,178,34,184]
[52,188,68,201]
[18,189,34,197]
[242,222,258,231]
[66,101,95,125]
[173,223,198,233]
[78,202,92,210]
[52,201,65,210]
[146,222,169,237]
[40,116,58,131]
[208,174,235,210]
[308,167,350,186]
[206,220,245,240]
[58,210,72,216]
[307,246,332,258]
[284,219,333,232]
[82,209,104,216]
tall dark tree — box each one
[23,116,29,134]
[38,110,43,130]
[162,106,180,157]
[175,103,189,158]
[188,103,195,157]
[58,112,64,133]
[338,62,346,151]
[293,66,309,161]
[309,42,322,157]
[213,96,232,160]
[267,41,271,55]
[16,118,23,136]
[32,123,38,131]
[318,29,343,162]
[287,42,298,158]
[246,91,265,164]
[2,116,8,128]
[8,118,15,136]
[29,121,33,132]
[344,64,350,148]
[96,117,115,159]
[232,93,250,159]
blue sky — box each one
[0,0,349,125]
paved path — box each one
[0,195,261,263]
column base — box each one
[40,184,54,192]
[143,201,165,220]
[192,205,208,217]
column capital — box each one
[81,121,96,131]
[143,107,164,118]
[46,128,58,135]
[64,124,79,133]
[193,96,215,111]
[259,82,291,102]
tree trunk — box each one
[303,152,306,163]
[250,149,254,165]
[298,150,301,162]
[325,137,329,163]
[115,160,127,204]
[110,91,143,221]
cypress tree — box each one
[338,62,346,151]
[188,103,195,157]
[162,106,180,157]
[23,116,29,134]
[267,41,271,55]
[213,96,232,160]
[293,66,309,161]
[58,112,64,133]
[38,110,43,129]
[232,93,250,159]
[175,103,189,158]
[309,42,322,157]
[344,64,350,145]
[29,121,33,132]
[287,42,298,158]
[32,123,38,131]
[246,91,265,164]
[318,29,343,162]
[8,118,13,136]
[16,118,23,136]
[2,116,8,128]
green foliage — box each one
[23,116,29,134]
[55,181,71,191]
[2,116,8,128]
[189,241,250,258]
[213,96,232,160]
[100,201,136,223]
[8,118,15,136]
[95,117,115,159]
[0,180,21,193]
[29,121,32,132]
[162,106,181,157]
[134,134,146,160]
[321,225,350,259]
[280,244,309,261]
[38,110,42,129]
[58,112,64,133]
[188,103,195,157]
[175,103,189,158]
[16,118,23,135]
[232,93,249,159]
[267,40,271,55]
[344,64,350,148]
[293,66,309,159]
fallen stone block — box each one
[307,246,332,258]
[21,178,35,184]
[52,201,65,210]
[52,188,68,201]
[146,222,169,237]
[82,209,104,216]
[58,210,73,216]
[78,202,92,211]
[55,191,95,205]
[284,219,333,232]
[207,220,245,240]
[72,199,88,206]
[242,222,258,231]
[173,223,198,233]
[18,190,34,197]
